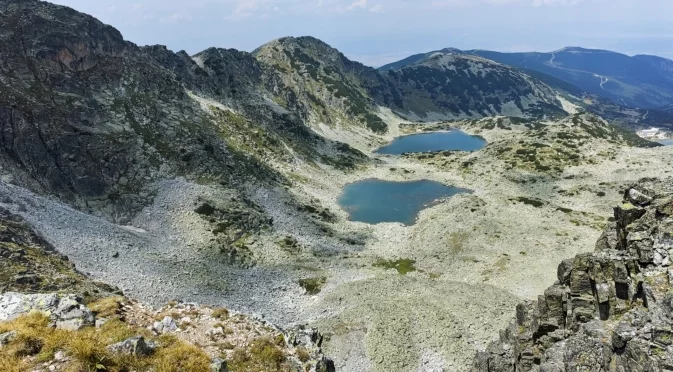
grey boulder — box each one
[107,336,155,356]
[0,293,94,330]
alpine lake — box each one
[338,131,486,225]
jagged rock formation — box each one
[0,0,363,223]
[473,177,673,371]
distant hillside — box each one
[375,52,565,120]
[378,48,464,71]
[256,40,566,126]
[381,47,673,109]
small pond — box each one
[338,179,469,225]
[659,139,673,146]
[375,131,486,155]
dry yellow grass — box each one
[229,337,287,372]
[0,353,28,372]
[211,307,229,320]
[87,296,124,319]
[296,347,310,363]
[153,335,211,372]
[0,310,211,372]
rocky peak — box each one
[253,35,389,133]
[254,36,344,66]
[414,52,499,70]
[473,177,673,371]
[1,0,129,70]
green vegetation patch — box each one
[512,197,546,208]
[298,277,327,295]
[373,258,417,275]
[229,337,288,372]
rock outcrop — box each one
[473,177,673,371]
[0,206,116,298]
[0,291,336,371]
[0,293,95,330]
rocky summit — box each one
[1,0,673,371]
[473,178,673,371]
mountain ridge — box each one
[381,46,673,109]
[255,37,567,125]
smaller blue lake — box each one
[660,139,673,146]
[338,179,469,225]
[375,131,486,155]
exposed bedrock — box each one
[473,177,673,371]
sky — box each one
[49,0,673,67]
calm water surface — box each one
[660,139,673,146]
[376,131,486,155]
[338,179,469,225]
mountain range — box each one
[0,0,589,219]
[380,47,673,110]
[2,1,673,372]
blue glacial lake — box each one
[375,131,486,155]
[338,179,469,225]
[660,139,673,146]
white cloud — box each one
[531,0,585,5]
[347,0,368,11]
[369,4,384,12]
[346,0,383,12]
[161,11,192,23]
[433,0,587,6]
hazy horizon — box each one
[48,0,673,67]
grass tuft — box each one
[373,258,417,275]
[229,337,287,372]
[0,311,212,372]
[88,296,124,319]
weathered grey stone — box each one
[595,227,619,252]
[210,358,228,372]
[472,178,673,371]
[0,331,17,347]
[556,258,574,285]
[0,293,94,330]
[55,295,95,331]
[107,336,155,356]
[628,188,653,206]
[153,316,178,333]
[287,327,324,348]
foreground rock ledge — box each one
[473,177,673,371]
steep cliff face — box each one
[0,0,364,223]
[473,178,673,371]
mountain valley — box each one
[1,1,673,372]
